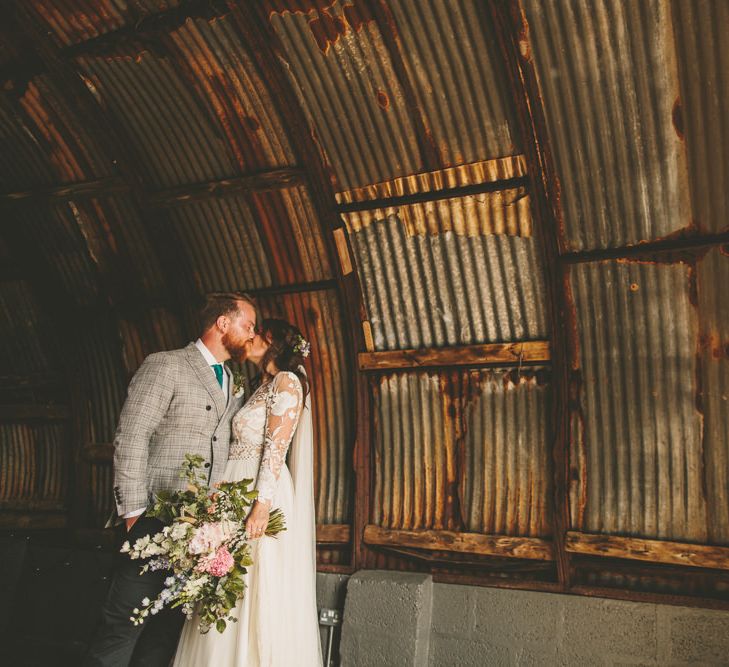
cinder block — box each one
[514,646,559,666]
[472,587,561,647]
[663,607,729,664]
[561,597,657,661]
[432,583,476,638]
[429,634,510,667]
[340,570,433,667]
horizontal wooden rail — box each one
[358,341,551,371]
[0,511,67,529]
[0,404,69,421]
[148,167,306,208]
[316,524,351,544]
[0,176,129,205]
[364,525,554,561]
[82,443,114,463]
[566,531,729,571]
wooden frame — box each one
[566,531,729,571]
[364,525,554,561]
[358,341,551,372]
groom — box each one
[84,293,257,667]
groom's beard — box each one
[222,331,248,362]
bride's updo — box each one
[260,318,310,398]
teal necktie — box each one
[212,363,224,388]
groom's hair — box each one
[199,292,257,332]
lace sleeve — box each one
[255,372,304,505]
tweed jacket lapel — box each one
[184,342,226,417]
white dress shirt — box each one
[121,340,228,520]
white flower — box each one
[165,576,175,587]
[141,597,150,606]
[120,541,130,553]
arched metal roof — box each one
[0,0,728,605]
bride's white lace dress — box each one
[173,371,322,666]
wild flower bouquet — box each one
[121,454,285,633]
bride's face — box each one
[245,331,271,365]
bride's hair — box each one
[260,318,310,399]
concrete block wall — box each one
[320,571,729,666]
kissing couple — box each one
[85,294,322,667]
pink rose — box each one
[188,522,227,555]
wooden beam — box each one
[364,525,554,561]
[148,168,307,208]
[337,176,529,214]
[0,404,69,421]
[566,531,729,571]
[358,341,550,371]
[0,511,67,529]
[316,523,351,545]
[0,499,66,511]
[0,177,129,205]
[82,443,114,463]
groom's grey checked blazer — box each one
[112,342,245,518]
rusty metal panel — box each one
[0,281,52,375]
[82,195,167,298]
[373,371,458,530]
[672,0,729,234]
[252,186,333,284]
[0,98,56,191]
[270,1,423,190]
[523,0,690,251]
[462,369,551,537]
[346,211,548,350]
[698,247,729,545]
[18,74,113,183]
[167,15,296,170]
[26,0,179,47]
[166,196,273,294]
[10,203,101,307]
[78,319,126,444]
[255,289,353,526]
[78,51,236,189]
[387,0,520,164]
[373,368,551,537]
[119,307,186,377]
[569,260,706,542]
[0,423,68,508]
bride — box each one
[174,318,322,666]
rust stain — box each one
[672,96,684,140]
[244,115,261,132]
[308,9,347,53]
[375,89,389,109]
[629,282,639,292]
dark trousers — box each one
[84,516,184,667]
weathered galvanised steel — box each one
[0,0,728,607]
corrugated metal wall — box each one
[0,0,728,601]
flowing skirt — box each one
[173,457,321,667]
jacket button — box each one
[206,405,212,411]
[204,462,211,468]
[212,436,217,442]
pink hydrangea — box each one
[198,545,234,577]
[188,521,227,555]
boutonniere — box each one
[232,371,246,399]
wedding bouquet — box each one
[121,454,285,633]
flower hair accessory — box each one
[292,334,310,358]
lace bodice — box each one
[229,371,304,504]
